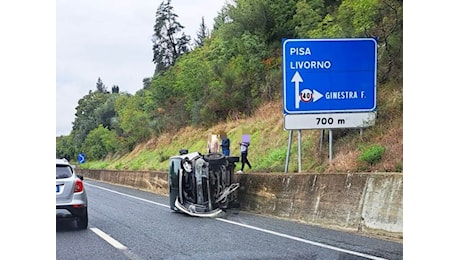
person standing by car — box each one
[220,134,230,156]
[238,141,252,173]
[207,134,220,153]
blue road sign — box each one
[283,38,377,114]
[78,153,86,164]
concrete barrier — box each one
[77,169,402,241]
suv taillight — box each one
[74,178,84,193]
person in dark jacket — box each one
[220,134,230,156]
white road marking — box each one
[90,227,127,250]
[87,182,388,260]
[86,183,169,208]
[216,218,387,260]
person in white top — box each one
[238,141,252,172]
[207,134,220,153]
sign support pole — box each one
[284,130,293,173]
[319,129,324,152]
[297,130,302,173]
[329,129,333,163]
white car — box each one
[56,158,88,229]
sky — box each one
[56,0,229,136]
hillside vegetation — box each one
[80,80,402,173]
[58,0,403,173]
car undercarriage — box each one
[168,151,240,217]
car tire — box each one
[76,208,88,230]
[204,152,226,165]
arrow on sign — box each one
[291,71,303,109]
[312,89,323,102]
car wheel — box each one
[76,208,88,230]
[204,152,226,165]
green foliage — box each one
[293,0,325,38]
[257,148,287,172]
[194,16,209,48]
[72,82,118,151]
[358,144,386,165]
[337,0,379,36]
[56,134,76,162]
[158,151,169,163]
[114,162,123,170]
[148,68,190,133]
[395,162,402,172]
[267,0,298,41]
[228,0,273,39]
[58,0,403,174]
[98,150,163,171]
[114,94,153,149]
[78,161,110,170]
[81,124,119,160]
[173,48,211,125]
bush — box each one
[358,144,386,165]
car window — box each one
[56,164,73,179]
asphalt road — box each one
[56,179,403,260]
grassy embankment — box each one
[80,81,402,173]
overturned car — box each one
[168,150,240,217]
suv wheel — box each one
[76,208,88,229]
[204,152,226,165]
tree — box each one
[114,94,153,150]
[212,3,232,32]
[56,134,77,162]
[152,0,190,74]
[142,77,152,89]
[227,0,274,41]
[96,77,108,93]
[111,85,119,94]
[72,81,118,150]
[81,124,119,160]
[194,17,209,48]
[293,0,326,38]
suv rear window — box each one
[56,164,73,179]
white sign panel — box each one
[284,112,376,130]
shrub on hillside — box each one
[358,144,386,166]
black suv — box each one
[168,151,240,217]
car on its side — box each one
[168,150,240,217]
[56,158,88,229]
